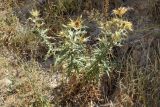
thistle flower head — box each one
[68,16,84,30]
[30,9,40,17]
[123,21,133,31]
[113,7,129,17]
[111,32,121,43]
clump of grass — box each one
[0,50,52,107]
[118,36,160,107]
[149,0,160,23]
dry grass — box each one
[0,49,53,107]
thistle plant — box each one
[54,7,133,82]
[54,15,111,81]
[55,16,89,77]
[100,7,133,46]
[29,7,133,82]
[29,9,54,58]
